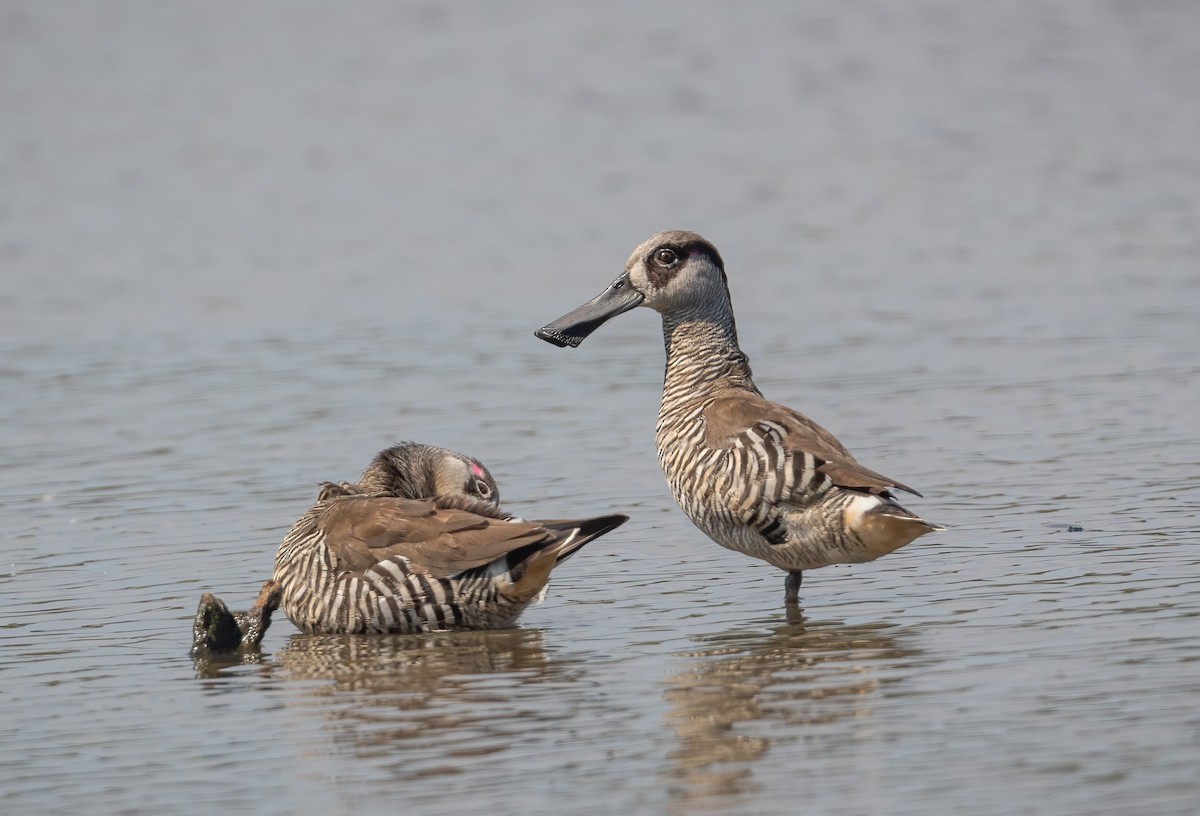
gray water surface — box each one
[2,3,1198,815]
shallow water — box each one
[2,2,1198,815]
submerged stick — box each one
[190,579,281,656]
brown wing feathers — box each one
[317,496,563,579]
[704,389,921,497]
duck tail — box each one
[503,545,561,603]
[866,504,944,549]
[502,514,630,601]
[536,513,630,563]
[844,495,944,561]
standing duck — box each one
[272,442,628,633]
[536,231,940,602]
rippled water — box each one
[3,2,1198,815]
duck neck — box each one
[660,303,759,405]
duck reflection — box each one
[664,608,921,803]
[270,628,581,773]
[274,627,561,685]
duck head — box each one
[536,230,728,347]
[356,442,500,505]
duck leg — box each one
[784,571,803,604]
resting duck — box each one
[191,442,627,650]
[537,231,941,602]
[271,442,628,633]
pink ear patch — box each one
[470,462,486,478]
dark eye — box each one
[653,247,678,267]
[473,479,492,498]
